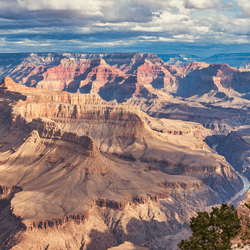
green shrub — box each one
[178,203,241,250]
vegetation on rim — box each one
[178,204,241,250]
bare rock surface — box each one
[2,53,250,249]
[0,77,245,249]
[108,241,150,250]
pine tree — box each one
[178,203,241,250]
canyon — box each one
[1,53,250,249]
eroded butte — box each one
[0,77,243,250]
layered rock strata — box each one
[2,53,250,102]
[0,77,244,250]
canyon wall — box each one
[2,53,250,104]
[0,77,245,249]
[2,53,250,249]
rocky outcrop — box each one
[156,181,202,189]
[0,77,144,131]
[26,119,100,157]
[179,62,209,75]
[38,58,127,95]
[137,62,176,90]
[12,104,144,128]
[174,63,250,99]
[13,192,172,233]
[108,241,150,250]
[25,211,90,232]
[0,185,22,196]
[231,71,250,93]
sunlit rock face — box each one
[2,53,250,104]
[2,53,250,249]
[0,53,164,102]
[0,53,212,101]
[0,77,244,250]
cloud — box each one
[0,0,249,55]
[16,0,110,16]
[185,0,221,9]
[235,0,250,17]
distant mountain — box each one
[204,53,250,69]
[158,53,250,69]
[157,54,202,66]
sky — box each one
[0,0,250,57]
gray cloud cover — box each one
[0,0,249,56]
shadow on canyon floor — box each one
[87,215,188,250]
[0,198,24,250]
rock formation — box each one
[2,53,250,249]
[0,77,244,250]
[2,53,250,107]
[0,53,165,102]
